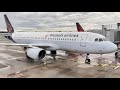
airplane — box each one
[76,22,84,32]
[1,14,117,64]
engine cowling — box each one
[26,47,46,60]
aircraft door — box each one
[80,34,88,47]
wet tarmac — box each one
[0,37,120,78]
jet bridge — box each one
[102,23,120,45]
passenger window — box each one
[95,38,98,41]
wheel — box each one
[115,52,118,57]
[85,59,90,64]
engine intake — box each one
[26,47,46,60]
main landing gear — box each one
[51,51,57,61]
[85,54,90,64]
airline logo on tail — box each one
[76,22,84,32]
[7,24,13,33]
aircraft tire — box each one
[85,59,90,64]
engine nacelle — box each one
[26,47,46,60]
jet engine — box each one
[26,47,46,60]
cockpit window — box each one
[95,38,98,41]
[95,38,108,42]
[99,38,103,41]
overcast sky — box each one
[0,12,120,31]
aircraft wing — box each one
[0,43,57,49]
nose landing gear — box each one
[85,54,91,64]
[51,51,57,61]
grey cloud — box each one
[0,12,120,31]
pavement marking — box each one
[113,66,120,69]
[77,59,120,70]
[101,64,108,67]
[5,49,24,53]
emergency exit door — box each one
[80,34,88,47]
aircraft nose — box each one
[111,43,118,52]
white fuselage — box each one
[11,32,117,54]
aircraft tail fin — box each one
[4,14,15,42]
[4,14,14,33]
[76,22,84,32]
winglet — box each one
[76,22,84,32]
